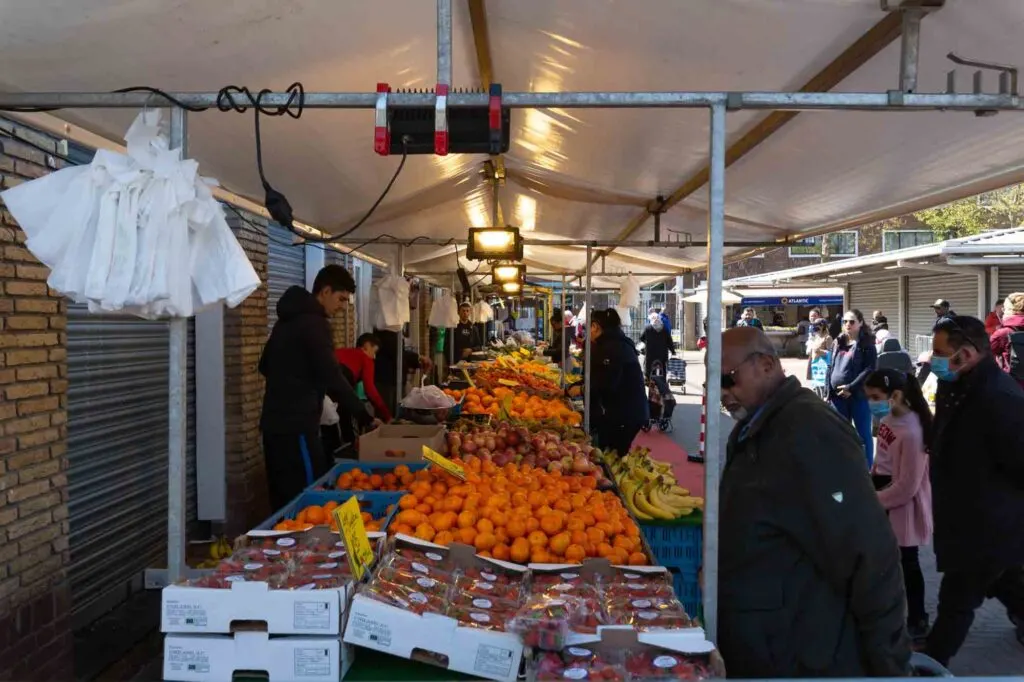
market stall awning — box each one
[2,1,1024,276]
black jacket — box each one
[259,287,371,434]
[444,322,481,360]
[639,324,675,365]
[931,357,1024,572]
[719,377,910,678]
[374,328,420,387]
[543,324,569,365]
[826,332,877,397]
[589,329,648,427]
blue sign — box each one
[740,295,843,306]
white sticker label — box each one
[225,575,245,582]
[637,610,658,620]
[654,656,679,669]
[328,551,345,559]
[623,572,641,580]
[552,583,574,592]
[469,611,491,623]
[631,599,652,608]
[312,574,334,580]
[277,537,297,547]
[293,600,332,630]
[416,577,436,589]
[335,541,346,549]
[563,669,588,680]
[165,645,211,674]
[473,643,516,677]
[243,563,263,571]
[567,647,593,658]
[480,571,498,582]
[408,592,428,604]
[262,548,282,556]
[626,583,646,590]
[294,647,331,677]
[317,562,339,569]
[472,598,493,609]
[426,552,444,561]
[411,562,429,574]
[548,599,566,607]
[560,572,579,580]
[474,581,494,591]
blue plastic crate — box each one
[311,461,428,491]
[640,521,702,574]
[254,490,404,530]
[667,566,702,622]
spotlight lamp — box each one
[501,280,522,294]
[467,226,523,261]
[491,263,525,283]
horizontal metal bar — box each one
[0,90,1020,111]
[413,270,687,277]
[342,237,792,248]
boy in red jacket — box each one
[335,333,393,422]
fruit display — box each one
[623,650,716,680]
[470,367,564,399]
[604,448,704,522]
[447,386,581,426]
[272,499,394,532]
[446,421,607,483]
[532,648,625,682]
[334,464,418,492]
[388,455,647,566]
[192,536,235,569]
[508,593,592,650]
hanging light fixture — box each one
[501,280,522,294]
[491,262,525,284]
[467,226,523,261]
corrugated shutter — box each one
[66,308,196,625]
[998,266,1024,297]
[907,274,978,355]
[267,223,306,330]
[848,278,901,337]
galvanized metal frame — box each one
[15,0,1024,645]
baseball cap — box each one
[932,299,950,308]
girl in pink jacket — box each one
[865,368,934,642]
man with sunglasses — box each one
[717,326,910,678]
[925,315,1024,666]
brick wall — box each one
[326,252,357,350]
[0,125,73,680]
[222,213,271,535]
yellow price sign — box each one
[461,368,475,388]
[497,378,520,387]
[422,445,466,481]
[332,497,375,580]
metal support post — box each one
[395,245,405,416]
[436,0,453,87]
[899,8,924,93]
[167,107,189,586]
[561,275,568,387]
[583,245,593,433]
[702,103,727,643]
[450,273,457,368]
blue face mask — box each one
[868,400,891,417]
[930,354,959,382]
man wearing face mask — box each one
[717,327,910,678]
[925,315,1024,666]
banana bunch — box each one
[194,537,234,569]
[608,448,704,521]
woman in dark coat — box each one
[639,311,676,379]
[825,309,878,466]
[570,309,649,456]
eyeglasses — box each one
[721,352,762,389]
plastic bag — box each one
[373,273,411,331]
[320,397,340,426]
[401,384,456,410]
[473,300,494,323]
[615,305,632,328]
[428,293,459,327]
[620,274,641,308]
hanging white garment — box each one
[1,109,259,319]
[373,273,411,331]
[620,274,641,308]
[472,300,494,324]
[615,305,632,328]
[428,293,459,328]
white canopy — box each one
[2,0,1024,278]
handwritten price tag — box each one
[332,497,374,581]
[422,445,466,481]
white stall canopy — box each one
[2,1,1024,277]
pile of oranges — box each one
[444,387,581,426]
[272,499,394,533]
[335,464,415,492]
[389,456,647,566]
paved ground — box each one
[664,352,1024,676]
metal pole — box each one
[899,8,924,93]
[167,107,188,585]
[583,245,593,433]
[395,245,405,417]
[702,102,727,643]
[450,274,457,368]
[436,0,452,87]
[561,275,568,388]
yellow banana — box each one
[633,484,675,520]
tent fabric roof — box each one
[2,0,1024,278]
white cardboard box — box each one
[163,632,354,682]
[343,593,523,682]
[162,581,352,635]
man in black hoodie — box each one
[260,264,376,510]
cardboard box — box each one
[357,424,446,463]
[162,580,352,636]
[163,632,354,682]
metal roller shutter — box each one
[67,308,196,625]
[998,266,1024,297]
[847,278,900,337]
[267,223,306,330]
[907,274,978,355]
